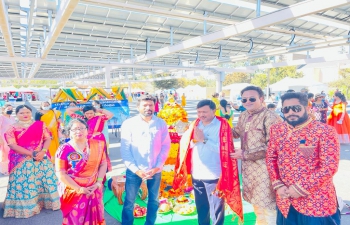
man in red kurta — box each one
[266,92,340,225]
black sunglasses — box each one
[241,98,257,103]
[281,105,303,114]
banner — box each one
[52,100,129,129]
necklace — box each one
[69,140,90,160]
[18,120,33,128]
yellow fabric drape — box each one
[40,110,61,162]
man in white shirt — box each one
[120,94,171,225]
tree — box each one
[329,68,350,98]
[153,79,179,90]
[223,72,250,86]
[250,66,303,89]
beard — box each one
[142,110,153,117]
[285,111,309,127]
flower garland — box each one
[158,100,188,125]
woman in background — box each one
[66,105,113,171]
[219,99,234,128]
[154,96,160,116]
[211,92,220,116]
[92,100,110,150]
[312,93,328,123]
[327,92,350,144]
[35,101,62,162]
[56,118,107,225]
[181,93,186,107]
[0,103,15,175]
[4,105,60,218]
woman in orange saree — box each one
[3,105,60,218]
[56,118,107,225]
[35,101,62,162]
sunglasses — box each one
[241,98,257,103]
[281,105,303,114]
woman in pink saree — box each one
[56,118,107,225]
[66,105,113,171]
[3,105,60,218]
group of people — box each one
[0,85,348,225]
[0,100,114,224]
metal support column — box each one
[170,27,173,45]
[48,10,52,29]
[216,72,225,93]
[203,11,207,35]
[105,66,111,88]
[146,38,150,53]
[130,45,133,59]
[256,0,261,17]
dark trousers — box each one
[122,169,161,225]
[192,178,225,225]
[277,205,341,225]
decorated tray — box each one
[175,195,191,204]
[173,204,196,215]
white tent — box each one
[18,87,34,93]
[270,77,328,93]
[0,86,19,93]
[223,83,251,101]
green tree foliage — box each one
[329,68,350,98]
[153,79,180,90]
[223,72,250,86]
[251,66,303,89]
[177,77,215,88]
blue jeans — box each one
[277,205,341,225]
[122,169,161,225]
[192,178,225,225]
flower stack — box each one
[158,97,191,198]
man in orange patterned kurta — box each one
[231,86,281,225]
[266,92,340,225]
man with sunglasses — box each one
[231,86,281,225]
[266,92,340,225]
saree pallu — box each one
[4,121,60,218]
[0,115,15,174]
[41,110,61,161]
[56,139,107,225]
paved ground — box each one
[0,100,349,224]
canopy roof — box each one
[0,0,349,85]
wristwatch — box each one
[203,138,208,144]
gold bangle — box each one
[42,148,47,152]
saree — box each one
[72,113,112,171]
[41,110,61,161]
[0,115,15,174]
[327,102,350,144]
[3,121,60,218]
[173,116,243,223]
[55,139,107,225]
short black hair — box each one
[137,94,156,106]
[286,89,295,93]
[241,86,264,98]
[267,103,276,109]
[197,100,216,110]
[69,101,78,106]
[82,105,96,113]
[66,118,89,136]
[16,105,32,114]
[307,93,314,99]
[281,92,308,107]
